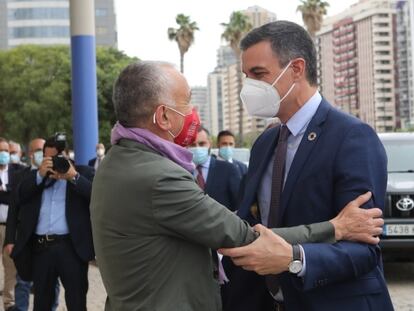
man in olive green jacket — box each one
[90,61,383,311]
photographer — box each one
[11,136,94,311]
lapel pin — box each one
[308,132,317,141]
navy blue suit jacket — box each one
[204,155,241,212]
[88,157,97,167]
[232,159,248,176]
[223,99,393,311]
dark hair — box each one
[240,21,318,86]
[43,137,57,152]
[198,126,210,137]
[113,61,175,127]
[217,130,235,143]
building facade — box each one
[242,5,277,28]
[207,6,276,137]
[191,86,210,131]
[0,0,117,49]
[395,0,414,129]
[317,0,399,132]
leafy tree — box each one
[297,0,329,37]
[168,14,199,73]
[221,11,252,145]
[0,45,136,148]
[221,11,252,59]
[95,47,137,145]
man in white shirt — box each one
[88,143,106,170]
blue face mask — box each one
[189,147,209,166]
[219,146,234,161]
[10,153,20,164]
[0,151,10,165]
[33,151,43,168]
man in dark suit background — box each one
[189,127,241,212]
[88,143,105,170]
[220,21,392,311]
[217,130,248,176]
[0,137,25,310]
[11,137,94,311]
[4,138,60,311]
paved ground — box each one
[0,261,412,310]
[384,262,414,311]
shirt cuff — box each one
[297,244,307,277]
[36,171,43,185]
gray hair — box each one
[8,140,21,151]
[240,21,318,86]
[113,61,175,127]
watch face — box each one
[289,260,303,274]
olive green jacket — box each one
[90,139,335,311]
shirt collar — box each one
[198,155,211,169]
[285,91,322,137]
[0,165,8,173]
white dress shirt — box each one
[0,165,9,223]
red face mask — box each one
[154,106,201,147]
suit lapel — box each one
[204,155,216,194]
[240,127,279,218]
[278,100,332,224]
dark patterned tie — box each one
[266,125,291,296]
[196,165,205,190]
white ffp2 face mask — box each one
[240,61,295,118]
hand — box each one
[38,157,54,177]
[218,224,292,275]
[50,161,77,181]
[4,244,14,256]
[330,191,384,244]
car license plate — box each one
[384,224,414,236]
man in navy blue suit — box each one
[217,130,248,177]
[220,21,393,311]
[189,127,241,211]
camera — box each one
[52,132,71,174]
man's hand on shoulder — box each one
[218,224,292,275]
[330,191,384,244]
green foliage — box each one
[221,11,252,57]
[297,0,330,36]
[168,14,199,73]
[0,45,136,147]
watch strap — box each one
[292,244,301,261]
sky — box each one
[114,0,359,87]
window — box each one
[96,27,107,35]
[9,26,70,38]
[8,8,69,20]
[95,8,108,17]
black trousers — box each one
[32,237,88,311]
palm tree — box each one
[297,0,329,37]
[221,11,252,145]
[168,14,199,73]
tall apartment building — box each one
[207,6,276,137]
[0,0,117,49]
[191,86,210,130]
[317,0,398,132]
[396,0,414,128]
[242,5,277,28]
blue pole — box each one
[69,0,98,165]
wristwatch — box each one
[288,244,303,274]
